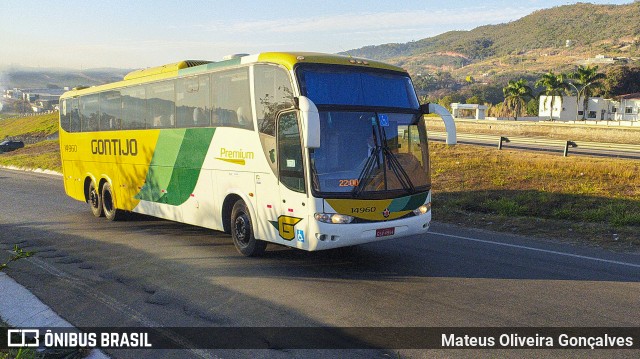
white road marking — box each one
[430,231,640,269]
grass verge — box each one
[430,142,640,249]
[0,113,59,138]
[0,141,61,172]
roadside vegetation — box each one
[0,112,58,139]
[0,140,61,172]
[430,142,640,249]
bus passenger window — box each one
[80,95,99,132]
[177,75,210,128]
[255,65,293,175]
[69,98,80,132]
[122,86,146,130]
[147,81,176,128]
[211,68,253,130]
[254,65,294,136]
[100,91,122,131]
[60,100,70,132]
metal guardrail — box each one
[428,131,640,159]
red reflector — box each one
[190,194,195,197]
[267,205,272,209]
[376,227,395,237]
[288,208,293,212]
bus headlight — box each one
[413,203,431,216]
[314,213,354,224]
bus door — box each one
[275,111,309,247]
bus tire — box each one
[88,181,104,217]
[102,182,123,221]
[231,200,266,257]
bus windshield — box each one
[309,111,430,198]
[296,65,419,109]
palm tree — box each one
[535,71,569,121]
[568,65,605,120]
[502,79,534,120]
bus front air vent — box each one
[124,60,213,81]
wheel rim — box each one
[89,188,99,209]
[234,214,250,246]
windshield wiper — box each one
[353,126,382,197]
[352,145,382,198]
[380,127,415,194]
[382,146,415,193]
[352,117,416,197]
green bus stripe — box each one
[388,196,411,212]
[135,129,186,202]
[135,128,215,206]
[162,128,215,205]
[400,192,429,211]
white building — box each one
[615,93,640,121]
[539,95,639,122]
[450,103,487,120]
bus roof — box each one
[60,52,407,99]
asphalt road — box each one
[1,168,639,359]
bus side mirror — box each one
[298,96,320,148]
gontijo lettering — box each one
[91,139,138,156]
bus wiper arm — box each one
[382,147,415,193]
[352,146,382,198]
[377,125,415,194]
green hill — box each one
[342,2,640,86]
[344,2,640,62]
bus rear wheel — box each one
[102,182,123,221]
[88,181,104,217]
[231,200,266,257]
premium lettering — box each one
[220,148,254,160]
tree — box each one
[568,65,605,119]
[461,84,504,105]
[465,95,482,104]
[437,93,465,112]
[535,71,568,120]
[13,100,32,114]
[501,79,533,120]
[413,73,437,94]
[526,98,539,116]
[599,65,640,97]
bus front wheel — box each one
[102,182,123,221]
[230,200,266,257]
[88,181,104,217]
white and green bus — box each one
[59,52,454,256]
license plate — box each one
[376,227,395,237]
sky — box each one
[0,0,634,70]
